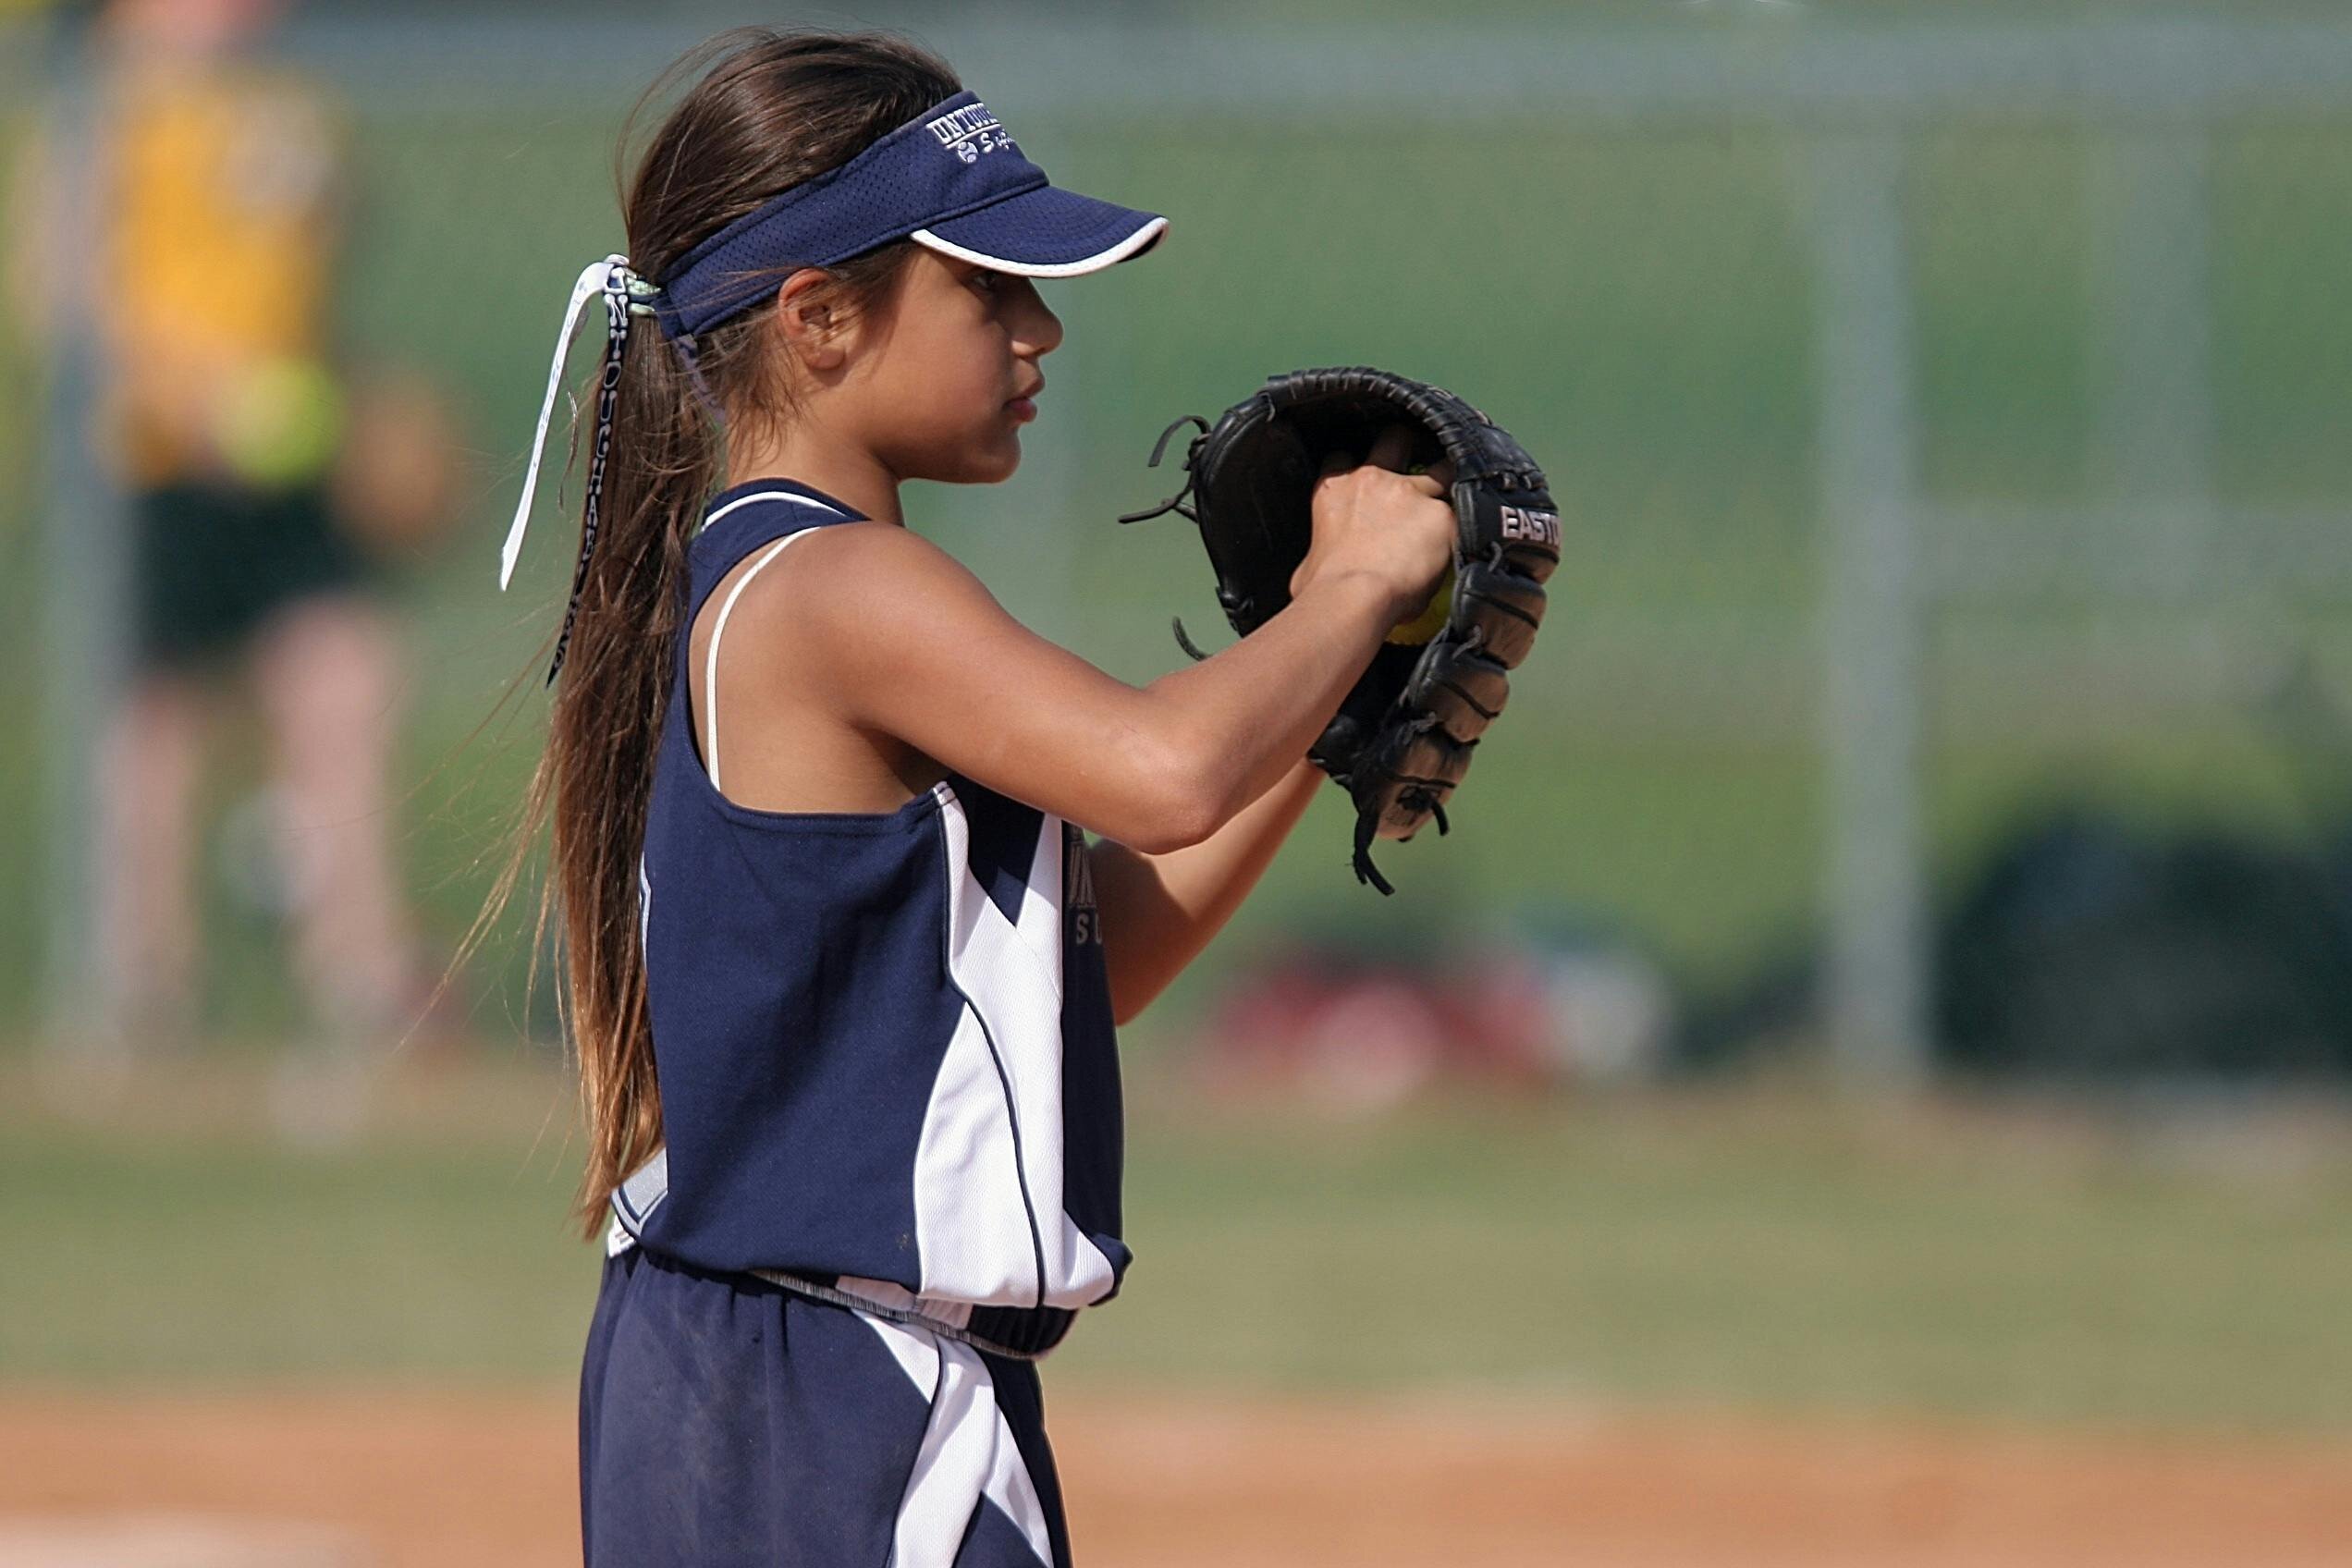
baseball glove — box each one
[1119,366,1561,894]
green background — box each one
[9,101,2352,1035]
[1,7,2347,1427]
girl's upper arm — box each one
[776,520,1216,852]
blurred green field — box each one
[9,90,2352,1043]
[5,1058,2347,1434]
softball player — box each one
[493,27,1454,1567]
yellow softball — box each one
[1385,456,1452,645]
[1387,567,1454,645]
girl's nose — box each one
[1016,281,1063,356]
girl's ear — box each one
[774,267,848,374]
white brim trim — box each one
[910,215,1168,278]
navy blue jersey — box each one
[609,479,1126,1355]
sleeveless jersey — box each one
[608,479,1127,1357]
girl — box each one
[492,27,1454,1568]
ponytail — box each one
[465,28,960,1235]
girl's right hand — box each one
[1289,423,1456,624]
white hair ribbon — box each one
[500,255,622,591]
[498,253,660,594]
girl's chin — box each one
[967,433,1023,484]
[905,428,1023,484]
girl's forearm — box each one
[1092,755,1325,1026]
[1143,570,1403,839]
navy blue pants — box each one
[580,1246,1072,1567]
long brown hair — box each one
[476,29,960,1235]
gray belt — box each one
[606,1149,1069,1362]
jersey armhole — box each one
[695,531,820,796]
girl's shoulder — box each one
[701,508,986,633]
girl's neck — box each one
[725,414,905,526]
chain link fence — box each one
[6,6,2350,1078]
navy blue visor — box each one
[650,90,1166,342]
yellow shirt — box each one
[104,64,342,485]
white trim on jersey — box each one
[919,788,1121,1311]
[913,998,1045,1305]
[702,529,820,793]
[698,487,842,537]
[613,1146,670,1231]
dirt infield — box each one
[2,1390,2347,1567]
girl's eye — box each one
[970,268,1004,296]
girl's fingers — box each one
[1321,425,1449,495]
[1366,423,1416,472]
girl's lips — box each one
[1007,397,1038,423]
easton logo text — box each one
[1499,505,1562,548]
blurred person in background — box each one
[26,0,447,1131]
